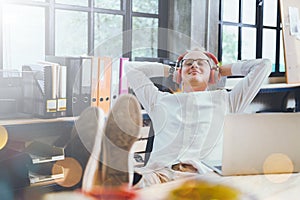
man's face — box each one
[181,51,211,88]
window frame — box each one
[0,0,168,70]
[218,0,284,77]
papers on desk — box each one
[24,141,65,183]
[24,141,64,164]
[29,162,64,184]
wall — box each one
[167,0,219,59]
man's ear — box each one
[176,68,182,84]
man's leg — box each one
[64,106,106,189]
[133,163,200,189]
[82,94,142,191]
[133,167,176,189]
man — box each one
[125,48,271,188]
[81,48,271,191]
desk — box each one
[258,83,300,112]
[226,82,300,112]
[1,117,75,148]
[42,171,300,200]
[136,172,300,200]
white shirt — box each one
[125,59,272,172]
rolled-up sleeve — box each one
[125,61,165,112]
[229,59,272,112]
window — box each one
[0,0,167,70]
[132,17,158,59]
[55,0,89,7]
[55,10,88,56]
[95,0,121,10]
[132,0,159,14]
[94,13,123,57]
[3,4,45,70]
[219,0,284,76]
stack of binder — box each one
[22,62,67,118]
[43,55,131,116]
[45,56,93,117]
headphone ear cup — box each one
[205,52,218,65]
[209,69,219,84]
[176,69,182,84]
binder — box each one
[79,56,92,114]
[110,58,121,108]
[45,56,92,116]
[98,57,112,114]
[22,63,58,118]
[119,57,129,95]
[91,57,100,107]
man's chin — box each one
[188,78,208,87]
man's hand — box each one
[175,52,188,69]
[219,64,232,77]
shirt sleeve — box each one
[125,61,166,112]
[228,58,272,113]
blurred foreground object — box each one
[167,179,241,200]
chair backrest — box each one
[143,121,155,166]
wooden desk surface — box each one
[43,171,300,200]
[136,172,300,200]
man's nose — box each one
[191,61,199,68]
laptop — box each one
[202,112,300,176]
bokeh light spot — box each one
[263,153,293,183]
[55,157,83,188]
[0,125,8,150]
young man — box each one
[124,48,271,188]
[80,48,271,191]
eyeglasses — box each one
[181,59,211,69]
